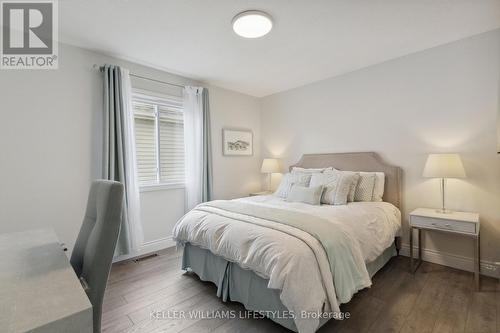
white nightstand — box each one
[409,208,480,290]
[249,191,273,197]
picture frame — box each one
[222,128,253,156]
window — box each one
[132,91,184,188]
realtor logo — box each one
[1,0,58,69]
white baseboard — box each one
[399,244,499,278]
[113,235,176,263]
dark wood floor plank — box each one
[122,274,198,304]
[101,315,134,333]
[177,302,237,333]
[103,275,209,325]
[101,252,495,333]
[108,247,181,280]
[129,290,227,333]
[336,296,384,333]
[209,313,290,333]
[365,258,405,301]
[108,254,182,285]
[106,257,182,294]
[400,266,454,333]
[465,293,496,332]
[367,262,429,333]
[127,282,213,324]
[209,319,254,333]
[465,276,497,333]
[431,269,473,333]
[102,294,127,314]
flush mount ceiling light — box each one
[232,10,273,38]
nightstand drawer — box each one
[411,215,476,234]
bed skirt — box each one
[182,242,397,332]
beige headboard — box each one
[290,152,402,208]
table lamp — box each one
[423,153,466,213]
[261,158,280,191]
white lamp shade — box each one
[261,158,280,173]
[423,153,466,178]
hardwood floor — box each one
[102,249,499,333]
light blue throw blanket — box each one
[198,200,371,303]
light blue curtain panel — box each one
[201,88,213,202]
[102,64,143,256]
[183,87,213,210]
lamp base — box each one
[437,178,453,214]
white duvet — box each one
[173,195,401,332]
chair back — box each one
[70,180,124,333]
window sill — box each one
[139,183,185,193]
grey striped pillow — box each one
[310,170,355,205]
[354,172,376,202]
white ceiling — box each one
[59,0,500,97]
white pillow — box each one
[310,170,356,205]
[286,184,323,205]
[274,173,312,198]
[291,167,331,174]
[354,172,376,202]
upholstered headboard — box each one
[290,152,402,208]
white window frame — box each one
[132,89,184,192]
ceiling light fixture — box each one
[232,10,273,38]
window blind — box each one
[132,93,184,187]
[159,106,184,184]
[133,102,157,184]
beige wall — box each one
[209,85,262,199]
[260,30,500,265]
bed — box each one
[173,152,402,333]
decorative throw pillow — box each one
[310,170,355,205]
[347,175,358,202]
[286,184,324,205]
[291,167,330,174]
[330,170,360,202]
[274,173,312,198]
[371,172,385,202]
[354,172,376,202]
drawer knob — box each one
[431,223,436,225]
[445,223,451,227]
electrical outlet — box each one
[482,262,499,277]
[482,263,497,271]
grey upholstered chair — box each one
[70,180,124,333]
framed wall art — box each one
[222,129,253,156]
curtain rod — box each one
[92,64,185,89]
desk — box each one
[0,229,92,333]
